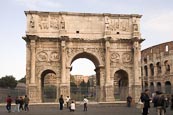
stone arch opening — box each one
[150,64,154,76]
[41,69,57,102]
[150,82,154,94]
[156,62,162,75]
[69,52,100,101]
[114,69,128,101]
[144,65,148,77]
[164,60,170,74]
[165,81,171,94]
[157,82,162,92]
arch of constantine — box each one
[23,11,144,103]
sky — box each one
[0,0,173,80]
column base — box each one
[104,84,115,102]
[131,85,142,102]
[28,84,42,103]
[59,83,70,99]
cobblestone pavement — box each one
[0,104,172,115]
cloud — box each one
[15,0,62,11]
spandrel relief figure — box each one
[30,15,35,28]
[60,16,65,29]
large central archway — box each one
[68,52,101,102]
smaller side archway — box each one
[114,69,128,101]
[41,69,57,102]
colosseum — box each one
[141,41,173,95]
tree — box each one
[0,75,17,89]
[18,76,26,83]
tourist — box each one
[24,95,30,111]
[141,89,151,115]
[66,96,70,108]
[126,95,132,107]
[171,94,173,110]
[59,95,64,110]
[13,96,20,112]
[6,95,12,113]
[70,101,75,112]
[155,92,167,115]
[19,96,24,111]
[83,96,88,111]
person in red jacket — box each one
[6,95,12,112]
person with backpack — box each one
[141,89,151,115]
[155,92,167,115]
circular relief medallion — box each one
[50,52,60,61]
[37,51,48,62]
[122,53,132,63]
[111,53,120,62]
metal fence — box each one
[0,88,26,103]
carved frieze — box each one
[38,15,49,30]
[87,48,105,62]
[37,15,65,31]
[66,47,105,64]
[50,15,59,30]
[105,18,130,32]
[66,48,84,57]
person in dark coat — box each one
[141,89,151,115]
[59,95,64,110]
[171,94,173,110]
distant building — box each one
[141,41,173,94]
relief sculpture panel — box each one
[110,52,120,63]
[122,53,132,63]
[38,15,49,30]
[37,51,60,62]
[105,18,130,32]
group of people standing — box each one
[140,89,173,115]
[6,95,30,113]
[59,95,88,112]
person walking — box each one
[155,92,166,115]
[23,95,30,112]
[141,89,151,115]
[19,96,24,111]
[6,95,12,113]
[83,96,88,111]
[13,96,20,112]
[59,95,64,110]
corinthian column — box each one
[133,38,141,85]
[132,37,142,102]
[61,40,66,84]
[30,39,36,84]
[105,38,111,84]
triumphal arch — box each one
[23,11,143,103]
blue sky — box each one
[0,0,173,80]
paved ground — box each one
[0,103,172,115]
